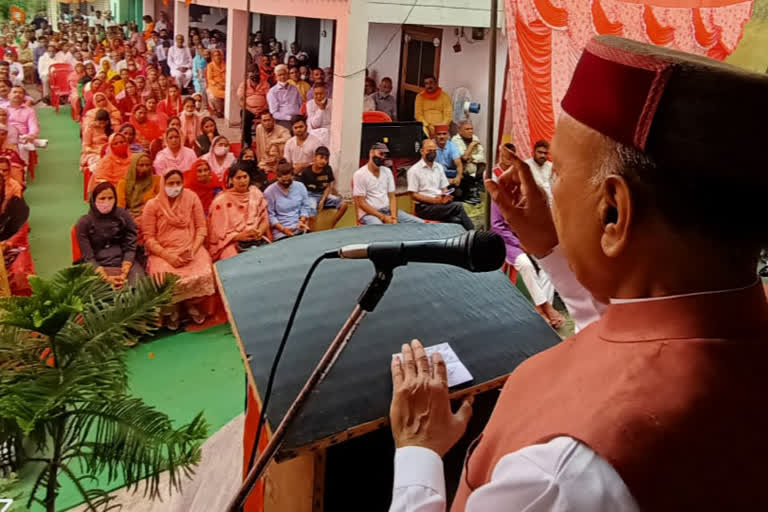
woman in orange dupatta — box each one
[88,133,133,194]
[130,104,163,152]
[68,62,86,122]
[116,79,142,122]
[205,49,226,117]
[83,92,122,130]
[183,159,222,215]
[81,109,112,170]
[144,97,168,131]
[142,170,215,328]
[207,165,269,261]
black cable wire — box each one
[244,253,329,478]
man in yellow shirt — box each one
[414,75,451,137]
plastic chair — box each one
[70,225,82,263]
[83,166,91,202]
[229,142,241,158]
[49,63,73,114]
[362,111,392,123]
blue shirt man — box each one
[264,163,312,241]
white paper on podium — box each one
[393,342,473,387]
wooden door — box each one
[398,26,442,121]
[295,17,321,68]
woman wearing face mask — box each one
[81,109,112,170]
[202,135,235,180]
[118,153,160,220]
[118,123,144,154]
[129,104,163,152]
[205,49,226,118]
[195,116,219,156]
[179,97,202,149]
[184,159,222,215]
[207,165,270,261]
[77,182,144,289]
[142,170,215,328]
[153,127,197,177]
[88,133,132,193]
[232,148,267,190]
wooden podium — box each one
[215,224,561,511]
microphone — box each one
[325,230,506,272]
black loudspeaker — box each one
[360,121,426,159]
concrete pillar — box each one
[48,0,59,31]
[318,19,334,69]
[331,2,368,197]
[173,0,189,41]
[225,8,249,127]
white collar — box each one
[609,279,759,304]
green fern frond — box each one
[65,399,208,499]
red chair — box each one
[27,149,37,182]
[49,63,73,114]
[229,142,241,158]
[70,225,82,263]
[362,111,392,123]
[83,166,92,202]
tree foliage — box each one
[0,266,208,511]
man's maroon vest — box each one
[452,284,768,511]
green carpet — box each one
[13,106,245,511]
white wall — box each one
[368,0,504,28]
[366,24,507,149]
[318,18,335,69]
[275,16,296,49]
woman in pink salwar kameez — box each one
[142,170,215,329]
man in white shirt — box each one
[353,142,423,225]
[306,83,331,147]
[407,139,474,230]
[37,43,63,102]
[524,139,553,201]
[167,34,193,91]
[283,116,322,175]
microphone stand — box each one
[227,265,395,512]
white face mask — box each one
[165,185,182,198]
[214,146,228,157]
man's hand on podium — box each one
[390,339,474,457]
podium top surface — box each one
[215,224,561,456]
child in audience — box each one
[296,145,347,229]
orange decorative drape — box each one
[500,0,753,158]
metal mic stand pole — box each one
[226,266,395,512]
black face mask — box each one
[425,151,437,163]
[372,156,386,167]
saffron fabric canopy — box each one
[502,0,754,158]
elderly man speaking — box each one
[388,36,768,512]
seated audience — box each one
[142,170,215,329]
[81,108,111,169]
[205,49,225,117]
[202,135,235,180]
[0,125,24,187]
[167,34,193,92]
[238,65,270,147]
[7,86,39,163]
[184,159,222,215]
[490,144,563,328]
[192,46,207,99]
[88,132,132,193]
[117,153,160,220]
[524,139,553,200]
[267,64,301,130]
[157,82,183,118]
[264,159,311,241]
[306,67,332,100]
[115,78,141,121]
[353,142,423,225]
[195,115,218,156]
[179,96,202,149]
[407,139,474,230]
[283,115,321,174]
[372,77,396,120]
[414,75,451,137]
[451,120,486,203]
[435,124,479,205]
[0,107,20,147]
[83,91,121,129]
[287,66,310,103]
[255,112,290,176]
[77,182,144,288]
[296,146,347,228]
[207,165,270,260]
[128,104,161,151]
[0,157,22,202]
[153,126,197,177]
[306,83,331,147]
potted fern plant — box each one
[0,266,208,512]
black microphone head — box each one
[466,230,506,272]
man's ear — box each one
[600,175,632,258]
